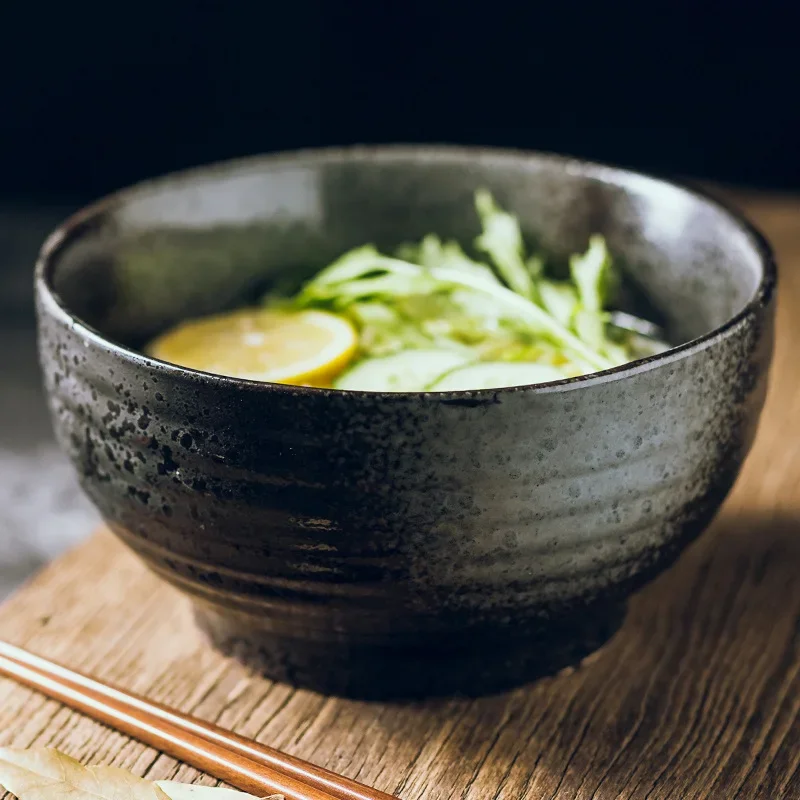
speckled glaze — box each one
[35,147,776,699]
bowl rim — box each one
[35,144,777,401]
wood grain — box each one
[2,190,800,799]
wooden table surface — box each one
[1,190,799,800]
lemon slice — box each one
[148,308,357,387]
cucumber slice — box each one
[428,361,567,391]
[334,349,472,392]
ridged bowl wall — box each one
[36,147,775,698]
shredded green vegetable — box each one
[265,191,668,391]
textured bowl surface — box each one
[36,147,776,698]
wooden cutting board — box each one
[2,189,800,800]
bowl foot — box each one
[193,601,627,700]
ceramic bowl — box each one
[35,147,776,698]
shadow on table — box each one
[426,511,800,798]
[629,509,800,628]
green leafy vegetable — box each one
[474,189,536,300]
[264,190,668,391]
[539,280,579,327]
[568,234,614,353]
[398,234,500,284]
[570,234,612,312]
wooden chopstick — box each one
[0,641,395,800]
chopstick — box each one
[0,640,396,800]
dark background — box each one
[0,3,797,205]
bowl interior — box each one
[45,148,764,354]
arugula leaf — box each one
[426,265,612,370]
[298,245,419,295]
[569,235,620,354]
[345,301,436,356]
[474,190,537,300]
[526,253,545,280]
[262,190,665,389]
[293,234,613,370]
[539,280,579,327]
[412,235,500,282]
[570,234,612,312]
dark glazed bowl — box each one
[35,147,775,699]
